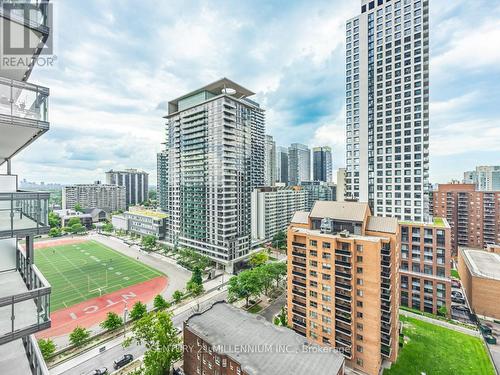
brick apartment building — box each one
[431,183,500,252]
[399,219,452,315]
[287,201,399,375]
[458,247,500,320]
[183,302,345,375]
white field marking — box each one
[123,276,130,280]
[108,267,114,270]
[115,272,122,275]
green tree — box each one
[187,280,204,296]
[69,326,90,347]
[190,266,203,286]
[70,223,86,234]
[102,223,114,232]
[66,217,81,227]
[48,212,61,228]
[38,338,56,360]
[278,307,288,326]
[255,265,274,296]
[48,227,61,237]
[249,251,269,268]
[130,301,147,321]
[148,190,157,201]
[272,230,287,249]
[438,305,448,317]
[100,312,123,331]
[228,269,262,307]
[74,203,84,213]
[129,310,182,375]
[141,235,157,251]
[265,262,287,288]
[153,294,170,310]
[172,290,183,304]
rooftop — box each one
[461,248,500,281]
[366,216,399,234]
[399,217,450,229]
[291,211,309,225]
[291,227,388,243]
[185,302,344,375]
[309,201,369,222]
[126,209,167,219]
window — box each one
[357,345,364,353]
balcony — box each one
[0,334,49,375]
[0,242,51,345]
[0,78,49,163]
[0,191,50,238]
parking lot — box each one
[450,278,475,324]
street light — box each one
[123,301,128,337]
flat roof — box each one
[309,201,369,222]
[290,211,309,224]
[186,302,344,375]
[126,209,167,219]
[461,248,500,281]
[399,217,450,229]
[366,216,398,234]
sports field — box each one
[35,240,164,312]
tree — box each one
[172,290,183,304]
[38,338,56,360]
[129,310,182,375]
[70,223,86,234]
[100,312,123,331]
[190,266,203,286]
[153,294,170,310]
[74,203,84,213]
[141,235,157,251]
[438,305,448,317]
[228,269,262,307]
[148,190,157,201]
[102,223,114,232]
[49,227,61,237]
[255,265,274,296]
[265,262,287,288]
[48,212,61,228]
[187,280,204,296]
[129,301,147,321]
[249,251,269,268]
[272,230,287,249]
[69,327,90,347]
[66,217,81,227]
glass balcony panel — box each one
[0,192,49,236]
[0,78,49,123]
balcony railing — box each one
[24,334,50,375]
[0,249,51,345]
[0,191,50,237]
[0,1,50,33]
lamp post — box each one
[123,301,128,337]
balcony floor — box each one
[0,211,39,234]
[0,270,39,337]
[0,338,33,375]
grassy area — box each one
[36,240,163,311]
[451,269,460,279]
[400,306,476,330]
[247,304,263,314]
[385,316,495,375]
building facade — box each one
[157,150,168,211]
[288,143,311,185]
[287,201,399,375]
[159,78,264,272]
[0,1,52,372]
[62,182,126,213]
[463,166,500,191]
[183,302,345,375]
[276,146,289,184]
[431,183,500,252]
[345,0,430,222]
[300,181,337,210]
[313,146,333,182]
[264,134,277,186]
[458,248,500,320]
[251,186,307,244]
[399,219,451,315]
[337,168,346,202]
[125,209,167,239]
[105,169,149,208]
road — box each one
[52,288,228,375]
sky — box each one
[8,0,500,185]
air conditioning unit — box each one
[339,230,350,238]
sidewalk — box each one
[400,309,479,337]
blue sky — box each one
[9,0,500,184]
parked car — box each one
[451,296,465,304]
[451,305,470,313]
[451,291,464,299]
[88,368,108,375]
[480,324,492,336]
[113,354,134,369]
[485,335,497,345]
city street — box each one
[51,287,229,375]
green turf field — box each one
[35,240,164,312]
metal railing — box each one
[0,191,50,237]
[0,249,51,345]
[24,334,50,375]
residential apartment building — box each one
[313,146,333,182]
[337,168,346,202]
[0,1,52,373]
[463,166,500,191]
[251,186,307,244]
[399,219,451,315]
[458,248,500,320]
[345,0,430,222]
[264,134,277,186]
[159,78,264,273]
[300,181,337,210]
[431,183,500,252]
[105,169,149,208]
[287,201,399,375]
[276,146,289,184]
[157,150,168,211]
[288,143,311,185]
[183,302,345,375]
[62,181,126,213]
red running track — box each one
[36,276,168,339]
